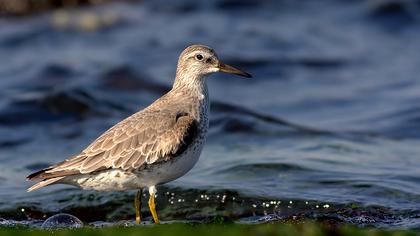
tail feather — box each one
[26,168,52,180]
[27,177,65,192]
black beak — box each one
[218,62,252,78]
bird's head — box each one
[175,44,251,86]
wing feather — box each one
[35,111,199,179]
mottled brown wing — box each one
[39,111,198,178]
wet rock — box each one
[0,218,15,227]
[256,214,283,223]
[309,207,398,228]
[41,213,83,229]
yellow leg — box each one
[134,189,142,224]
[148,186,160,224]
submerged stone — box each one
[41,213,83,229]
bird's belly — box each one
[67,169,142,191]
[133,139,204,187]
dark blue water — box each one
[0,0,419,229]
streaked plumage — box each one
[26,44,251,223]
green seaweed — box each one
[0,223,418,236]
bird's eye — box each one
[195,54,203,61]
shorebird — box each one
[26,44,251,224]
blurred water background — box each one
[0,0,419,229]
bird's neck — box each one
[172,74,208,99]
[171,74,210,122]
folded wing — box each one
[27,111,198,181]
